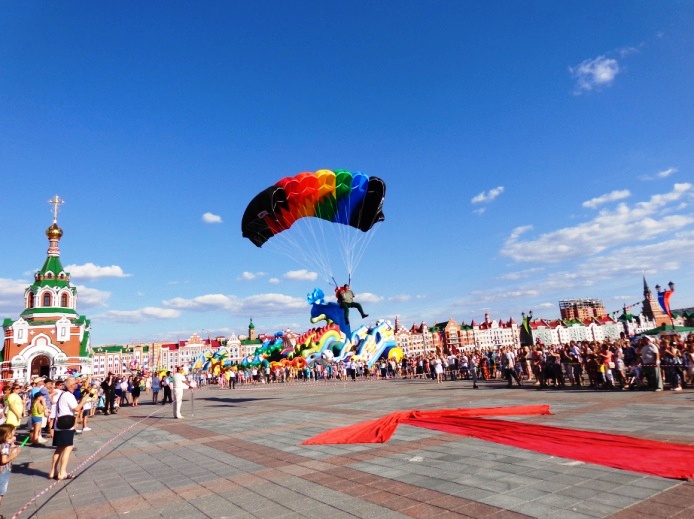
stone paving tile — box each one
[2,380,693,518]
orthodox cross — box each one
[48,194,65,223]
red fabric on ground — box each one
[301,405,550,445]
[302,405,694,480]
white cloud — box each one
[268,278,280,284]
[283,269,318,281]
[73,285,111,308]
[498,268,544,281]
[163,294,238,311]
[202,212,223,224]
[582,189,631,209]
[618,46,640,57]
[96,307,181,323]
[639,167,679,181]
[502,183,693,263]
[570,55,620,94]
[161,292,307,317]
[0,278,29,315]
[0,276,110,315]
[507,225,533,241]
[471,186,504,204]
[388,294,411,303]
[658,167,677,178]
[65,263,131,280]
[241,293,307,314]
[480,229,694,315]
[356,292,384,304]
[238,271,265,281]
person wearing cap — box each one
[30,377,50,406]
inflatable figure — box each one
[352,319,396,368]
[308,288,351,335]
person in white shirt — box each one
[172,367,191,419]
[49,377,87,480]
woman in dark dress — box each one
[131,375,141,407]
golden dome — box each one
[46,223,63,239]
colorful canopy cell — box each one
[242,170,386,247]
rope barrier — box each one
[11,404,166,519]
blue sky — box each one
[1,1,692,345]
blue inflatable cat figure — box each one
[307,288,351,335]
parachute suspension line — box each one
[274,213,334,283]
[260,200,330,281]
[348,221,381,281]
[336,190,360,281]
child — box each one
[0,423,21,512]
[30,393,48,445]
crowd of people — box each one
[212,333,694,392]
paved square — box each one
[5,378,694,518]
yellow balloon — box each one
[388,347,403,363]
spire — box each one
[642,274,650,297]
[46,195,65,257]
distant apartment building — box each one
[559,299,606,320]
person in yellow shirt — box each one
[3,385,23,428]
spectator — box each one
[639,337,663,391]
[0,423,21,514]
[3,385,23,430]
[101,373,118,415]
[161,372,173,404]
[29,393,48,445]
[49,377,88,481]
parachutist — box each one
[335,284,368,323]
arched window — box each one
[42,293,52,307]
[28,292,35,309]
[61,293,69,307]
[46,272,53,279]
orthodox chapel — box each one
[1,196,92,382]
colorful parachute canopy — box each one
[242,170,386,248]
